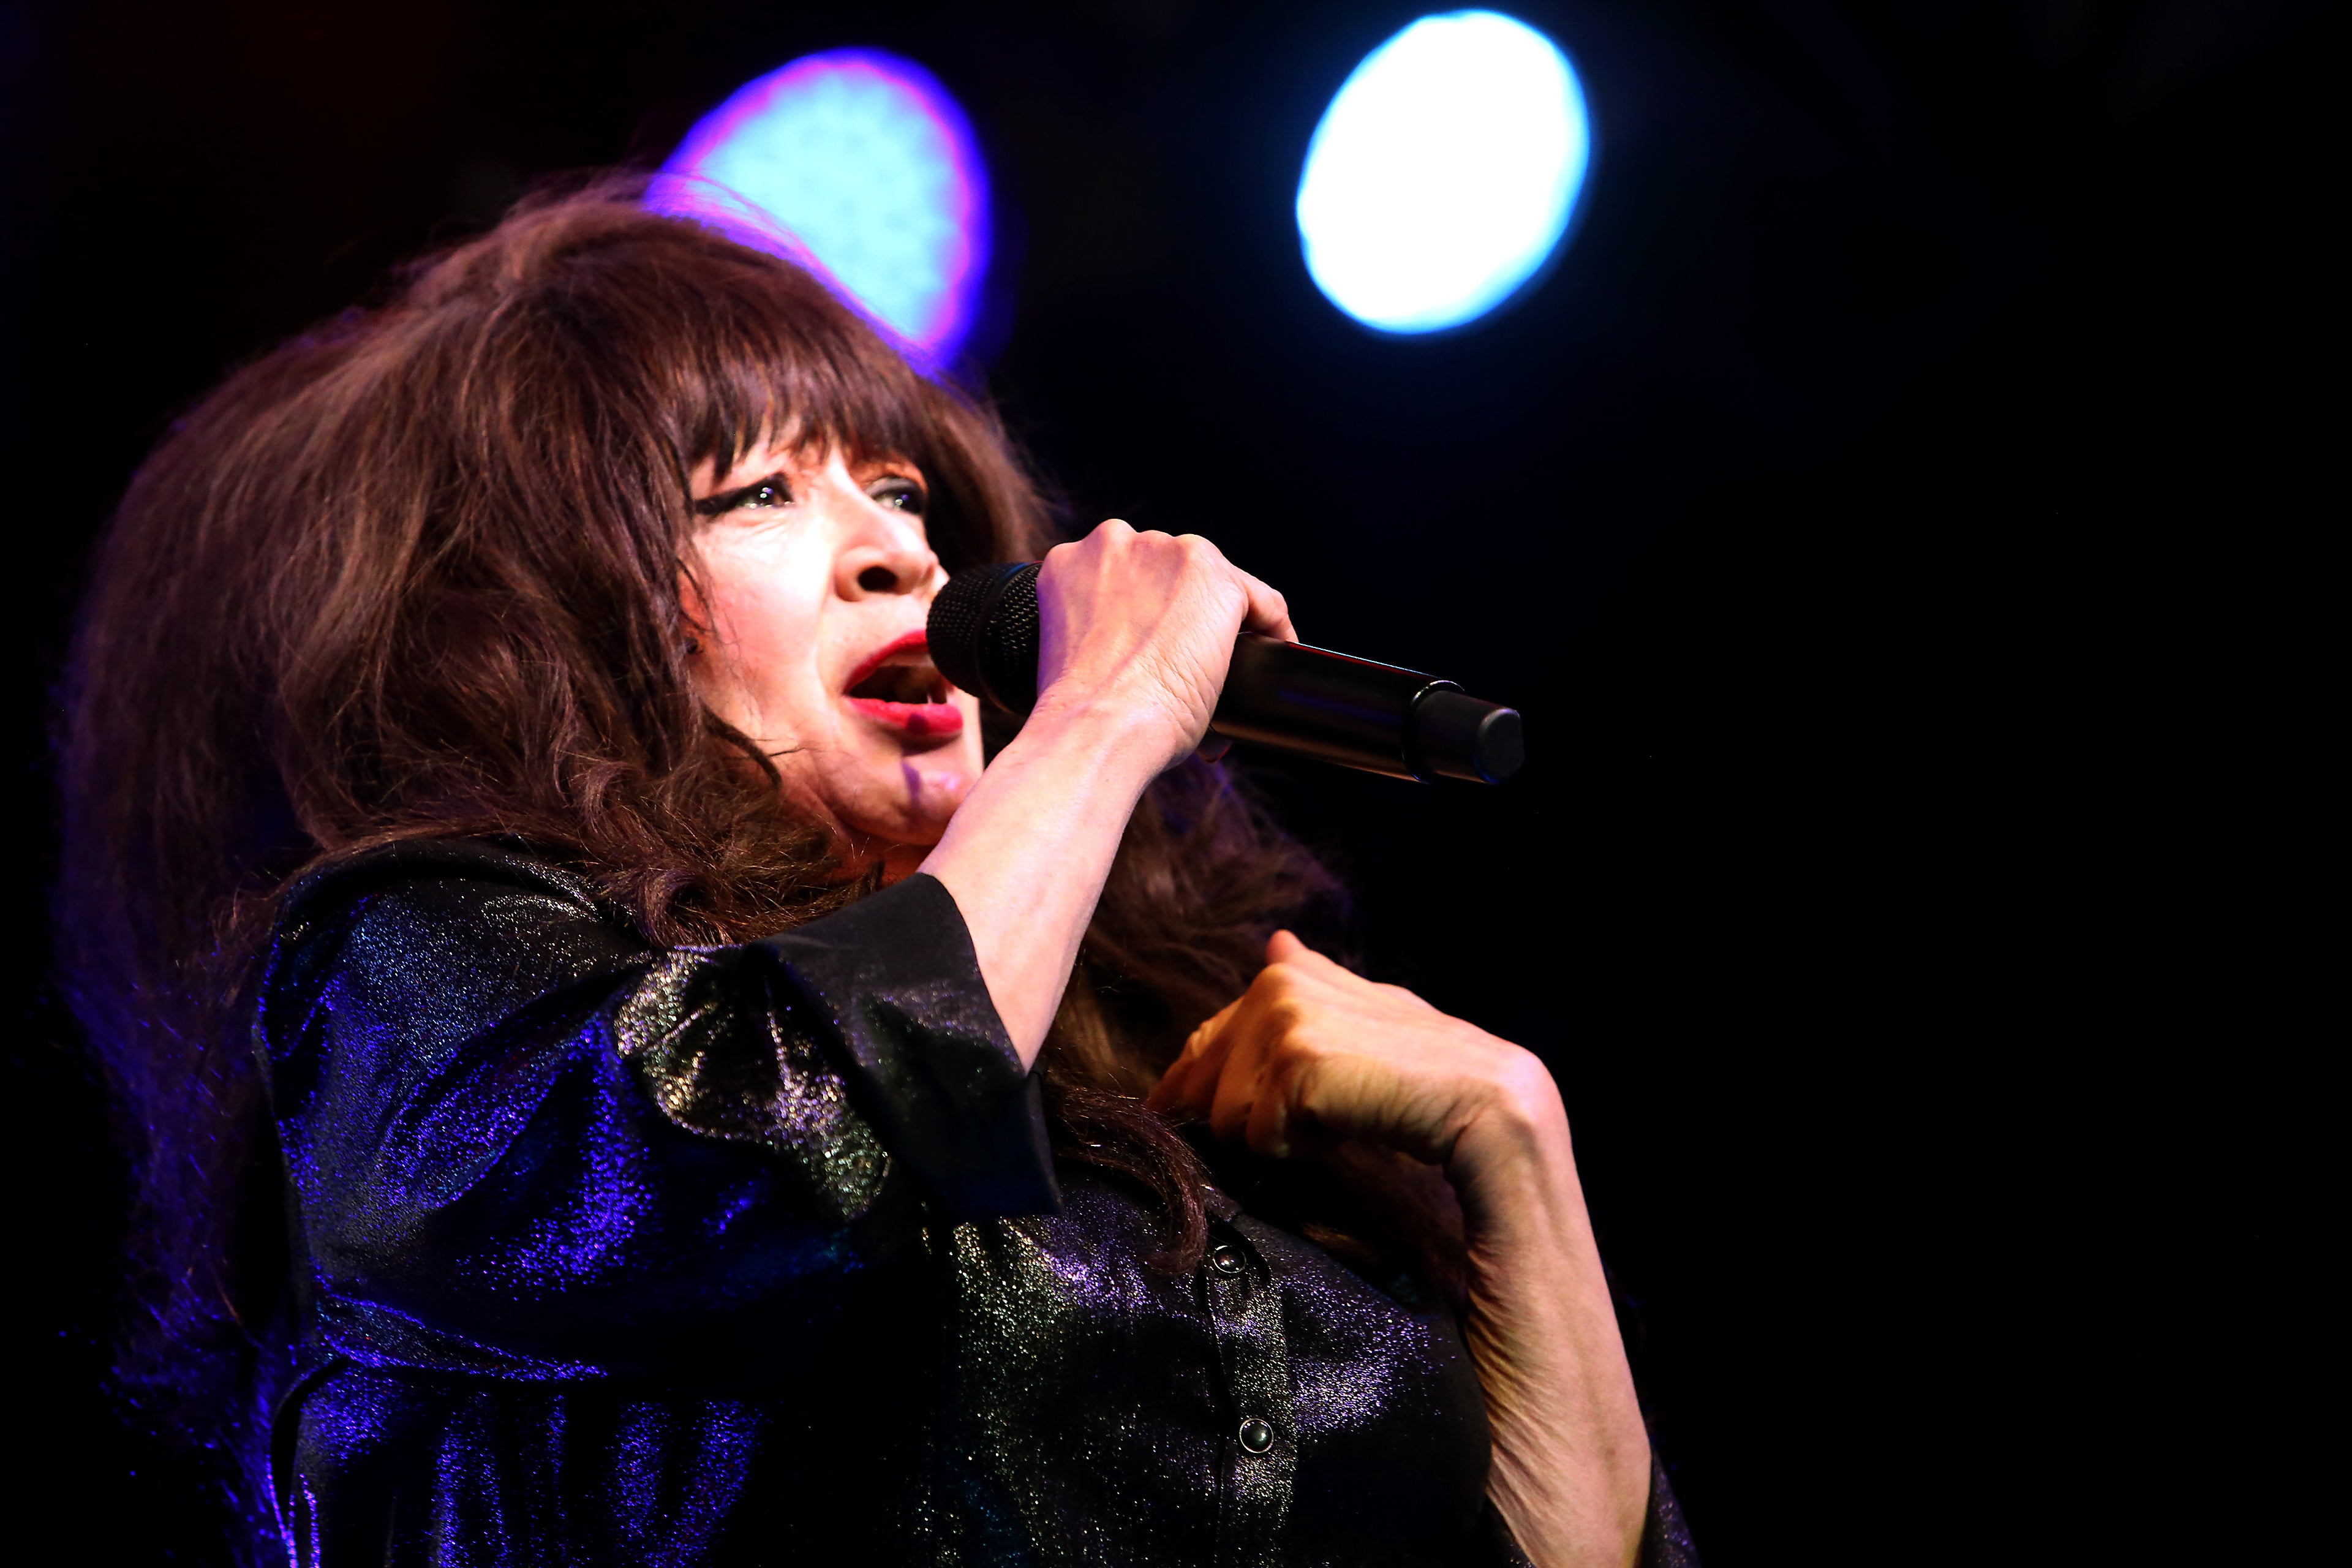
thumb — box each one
[1265,929,1310,963]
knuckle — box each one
[1257,963,1301,994]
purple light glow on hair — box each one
[649,49,992,369]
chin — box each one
[903,764,981,837]
[839,757,977,850]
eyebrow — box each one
[693,470,792,518]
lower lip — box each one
[845,697,965,737]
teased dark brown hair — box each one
[56,180,1452,1549]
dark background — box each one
[2,1,2339,1561]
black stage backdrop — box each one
[1,2,2337,1561]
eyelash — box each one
[693,473,926,518]
[694,475,791,518]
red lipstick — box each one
[842,631,965,738]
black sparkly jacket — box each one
[256,840,1696,1566]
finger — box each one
[1206,1028,1268,1144]
[1234,568,1296,643]
[1144,1048,1191,1114]
[1243,1054,1302,1159]
[1241,1061,1338,1161]
[1144,1023,1205,1114]
[1145,995,1245,1115]
[1199,989,1281,1142]
[1046,521,1124,579]
[1144,1022,1211,1113]
[1264,929,1352,981]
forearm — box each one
[918,697,1165,1066]
[1451,1093,1653,1568]
[1144,930,1655,1559]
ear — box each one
[676,562,717,658]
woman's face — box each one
[687,435,984,878]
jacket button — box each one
[1237,1417,1275,1455]
[1208,1244,1245,1278]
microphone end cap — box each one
[1411,689,1523,785]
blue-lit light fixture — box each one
[649,49,990,368]
[1297,11,1591,335]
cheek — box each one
[694,539,834,723]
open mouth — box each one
[843,631,964,738]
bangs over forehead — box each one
[428,193,1037,570]
[652,227,946,486]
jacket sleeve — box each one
[258,846,1056,1381]
[1464,1453,1701,1567]
[1635,1453,1702,1568]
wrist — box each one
[1011,689,1183,785]
[1444,1062,1574,1234]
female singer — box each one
[59,184,1692,1567]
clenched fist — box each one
[1146,930,1561,1180]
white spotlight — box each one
[1297,10,1592,334]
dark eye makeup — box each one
[692,469,927,519]
[694,472,794,517]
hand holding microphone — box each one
[1030,522,1295,774]
[930,522,1522,784]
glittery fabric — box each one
[255,840,1697,1566]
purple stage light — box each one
[649,50,991,369]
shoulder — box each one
[261,838,651,1033]
[276,836,611,934]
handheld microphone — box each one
[927,562,1523,785]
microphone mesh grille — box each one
[977,565,1040,716]
[927,562,1040,715]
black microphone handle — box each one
[927,562,1522,785]
[1213,635,1521,784]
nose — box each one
[837,505,940,602]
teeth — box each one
[843,641,962,709]
[848,664,951,704]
